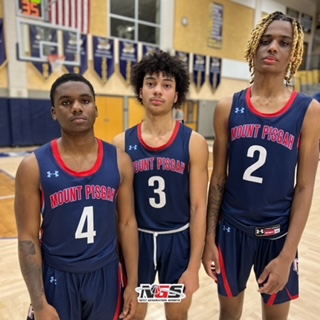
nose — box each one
[267,40,278,53]
[153,83,162,95]
[71,100,83,113]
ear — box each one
[174,92,178,104]
[95,105,98,117]
[51,107,57,121]
[139,88,143,99]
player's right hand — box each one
[202,236,220,283]
[34,304,60,320]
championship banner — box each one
[208,2,223,49]
[119,40,138,84]
[175,51,190,72]
[209,57,221,92]
[193,54,206,91]
[63,33,88,74]
[142,44,160,57]
[0,19,6,67]
[30,25,58,78]
[92,36,115,83]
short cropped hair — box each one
[50,73,96,106]
[244,11,304,83]
[130,50,190,107]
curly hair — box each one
[244,11,304,84]
[50,73,96,106]
[130,50,190,108]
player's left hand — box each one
[257,255,292,295]
[178,268,200,296]
[119,285,138,319]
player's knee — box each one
[219,303,242,320]
[132,303,148,320]
[165,310,188,320]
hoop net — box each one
[48,54,65,73]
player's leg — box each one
[219,292,245,320]
[159,229,192,320]
[216,218,254,320]
[261,301,290,320]
[164,295,192,320]
[133,232,157,320]
[255,237,299,320]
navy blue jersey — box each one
[222,88,312,227]
[34,139,120,273]
[125,122,192,231]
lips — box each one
[264,56,277,62]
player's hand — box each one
[178,268,199,296]
[119,285,138,319]
[258,256,292,295]
[33,303,60,320]
[202,236,220,283]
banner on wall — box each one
[142,44,160,58]
[29,25,58,78]
[209,57,221,92]
[0,19,7,67]
[92,37,115,83]
[63,33,88,74]
[193,54,206,91]
[175,51,190,73]
[208,2,224,49]
[119,40,138,84]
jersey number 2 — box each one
[242,145,266,184]
[75,206,96,244]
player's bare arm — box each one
[112,132,126,152]
[116,149,139,319]
[15,154,60,319]
[180,131,208,296]
[259,99,320,295]
[202,96,232,280]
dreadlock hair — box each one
[50,73,96,106]
[130,50,190,108]
[244,11,304,84]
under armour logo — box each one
[223,225,231,233]
[256,228,264,235]
[129,145,137,151]
[47,171,59,178]
[235,107,245,113]
[50,276,57,285]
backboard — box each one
[17,18,81,66]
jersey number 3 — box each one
[75,206,96,244]
[243,145,266,184]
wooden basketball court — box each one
[0,143,319,319]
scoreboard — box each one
[17,0,45,20]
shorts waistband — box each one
[138,223,190,270]
[222,215,288,239]
[138,223,190,235]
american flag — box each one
[49,0,90,34]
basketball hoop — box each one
[48,54,65,73]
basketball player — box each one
[15,74,139,320]
[113,51,208,320]
[202,11,320,320]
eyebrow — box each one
[144,76,175,82]
[262,34,293,40]
[57,94,92,101]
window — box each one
[109,0,161,45]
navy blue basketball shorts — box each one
[138,226,190,285]
[217,217,299,305]
[41,259,123,319]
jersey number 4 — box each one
[75,206,96,244]
[243,145,266,184]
